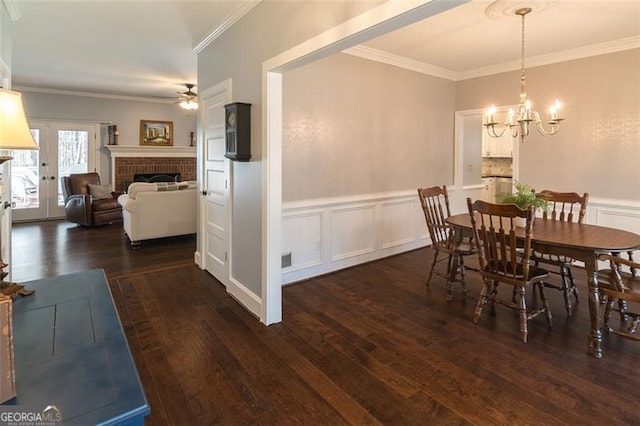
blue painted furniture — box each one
[4,269,150,425]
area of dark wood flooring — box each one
[11,220,640,425]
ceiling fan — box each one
[178,83,198,110]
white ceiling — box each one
[8,0,640,100]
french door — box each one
[11,121,98,222]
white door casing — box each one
[200,80,231,287]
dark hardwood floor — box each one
[11,220,640,425]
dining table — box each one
[446,213,640,358]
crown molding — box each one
[344,36,640,82]
[459,35,640,80]
[2,0,21,21]
[14,85,175,104]
[342,45,457,81]
[193,0,262,54]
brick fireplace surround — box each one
[106,146,197,192]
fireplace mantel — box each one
[107,145,196,158]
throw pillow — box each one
[89,183,112,200]
[155,182,179,191]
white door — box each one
[12,122,97,221]
[200,82,231,286]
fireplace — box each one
[106,146,196,192]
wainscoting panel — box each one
[381,199,417,249]
[590,198,640,233]
[282,192,640,285]
[282,191,429,285]
[282,211,323,271]
[589,198,640,262]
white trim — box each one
[262,71,283,325]
[343,36,640,82]
[14,86,176,104]
[2,0,21,21]
[106,145,196,158]
[458,36,640,80]
[193,0,262,54]
[283,189,420,211]
[343,45,456,80]
[227,276,262,318]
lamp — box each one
[0,88,38,163]
[0,88,37,297]
[178,84,198,111]
[484,7,563,144]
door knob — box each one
[3,201,14,210]
[50,176,56,180]
[201,190,208,196]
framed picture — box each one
[140,120,173,146]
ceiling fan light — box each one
[180,99,198,110]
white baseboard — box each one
[227,276,262,319]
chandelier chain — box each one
[520,11,526,83]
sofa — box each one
[118,182,197,248]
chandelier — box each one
[485,7,563,143]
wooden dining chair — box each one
[532,190,589,315]
[467,198,553,342]
[597,253,640,342]
[417,186,476,301]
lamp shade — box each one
[0,89,37,150]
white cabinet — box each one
[481,177,495,203]
[482,131,513,158]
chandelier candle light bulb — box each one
[484,7,564,143]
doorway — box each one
[12,121,98,222]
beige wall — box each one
[198,1,384,294]
[456,48,640,201]
[282,53,454,202]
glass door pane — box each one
[57,129,89,206]
[11,129,40,210]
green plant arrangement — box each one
[500,181,549,212]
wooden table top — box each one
[447,213,640,253]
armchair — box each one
[61,172,122,226]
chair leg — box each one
[458,255,467,295]
[426,248,440,288]
[538,283,553,327]
[560,265,574,316]
[567,266,579,301]
[602,295,616,332]
[446,252,458,302]
[517,287,528,343]
[474,279,490,323]
[618,299,631,331]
